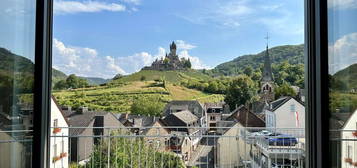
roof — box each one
[269,96,304,111]
[172,110,198,124]
[227,105,265,127]
[163,110,199,134]
[67,111,115,136]
[251,101,267,114]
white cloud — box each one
[328,0,357,9]
[175,40,197,50]
[53,39,210,77]
[53,38,126,78]
[122,0,141,5]
[54,0,126,15]
[178,50,210,69]
[329,32,357,74]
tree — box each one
[140,75,146,81]
[275,83,297,99]
[243,66,253,77]
[66,74,90,89]
[224,75,257,109]
[131,98,164,116]
[83,132,185,168]
[53,79,67,90]
[184,59,192,69]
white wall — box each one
[274,98,305,129]
[50,99,69,168]
[341,109,357,168]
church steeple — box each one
[262,35,273,82]
[260,33,275,102]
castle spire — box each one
[262,33,273,82]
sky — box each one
[51,0,305,78]
[3,0,355,78]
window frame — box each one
[305,0,329,168]
[32,0,53,168]
[28,0,331,167]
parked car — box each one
[268,134,298,146]
[272,163,296,168]
[251,130,273,137]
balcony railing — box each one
[47,126,306,168]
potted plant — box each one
[53,127,61,134]
[60,152,67,158]
[52,156,61,163]
[353,162,357,166]
[345,158,353,164]
[352,131,357,137]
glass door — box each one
[328,0,357,168]
[0,0,37,167]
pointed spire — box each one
[262,34,273,82]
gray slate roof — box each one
[172,110,198,124]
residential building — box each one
[217,105,265,167]
[142,119,171,152]
[50,98,69,168]
[163,110,202,162]
[205,103,224,130]
[163,100,206,128]
[341,109,357,168]
[264,97,305,131]
[61,107,125,164]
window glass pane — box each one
[0,0,36,167]
[328,1,357,167]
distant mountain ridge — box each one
[79,76,109,85]
[210,44,304,76]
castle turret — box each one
[170,41,177,56]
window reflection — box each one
[328,1,357,168]
[0,0,36,167]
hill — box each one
[79,76,109,85]
[111,69,212,84]
[333,63,357,90]
[53,80,224,114]
[209,44,304,76]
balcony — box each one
[46,126,306,168]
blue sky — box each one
[52,0,305,78]
[2,0,355,78]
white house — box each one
[50,97,69,168]
[341,109,357,168]
[264,97,305,136]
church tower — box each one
[260,38,275,102]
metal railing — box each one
[48,126,305,168]
[329,129,357,168]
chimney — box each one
[78,107,88,114]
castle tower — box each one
[260,36,275,102]
[170,41,177,56]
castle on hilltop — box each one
[142,41,191,71]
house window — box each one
[53,119,58,127]
[210,116,216,121]
[348,145,352,158]
[54,144,57,157]
[290,104,296,113]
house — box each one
[264,97,305,131]
[217,105,265,168]
[50,97,69,168]
[142,119,171,152]
[163,110,201,162]
[168,131,192,163]
[118,113,158,134]
[163,100,206,128]
[205,103,224,131]
[61,107,126,164]
[340,109,357,168]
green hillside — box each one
[333,63,357,90]
[79,76,109,85]
[209,44,304,76]
[53,80,224,114]
[111,69,211,84]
